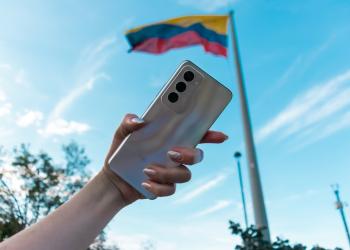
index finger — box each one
[200,130,228,144]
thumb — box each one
[105,113,145,165]
[114,113,145,145]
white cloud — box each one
[0,102,12,117]
[256,69,350,143]
[294,111,350,148]
[50,73,110,120]
[38,119,90,136]
[174,173,227,204]
[51,36,116,120]
[16,110,43,127]
[178,0,236,12]
[254,36,335,109]
[281,87,350,139]
[82,36,117,62]
[193,200,232,217]
[40,35,116,137]
[316,111,350,140]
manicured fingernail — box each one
[167,150,182,160]
[143,168,156,177]
[130,117,144,124]
[194,149,204,163]
[142,182,151,189]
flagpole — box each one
[228,10,271,242]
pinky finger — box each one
[142,180,176,197]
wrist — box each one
[101,166,141,205]
[95,170,129,210]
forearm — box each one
[0,170,126,250]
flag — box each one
[125,15,229,57]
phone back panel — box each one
[108,60,232,199]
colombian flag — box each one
[125,15,229,57]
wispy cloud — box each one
[279,35,334,89]
[50,73,110,120]
[275,55,303,88]
[40,35,117,136]
[174,173,227,204]
[178,0,236,12]
[16,110,43,127]
[192,200,232,217]
[256,69,350,145]
[254,36,335,108]
[294,111,350,149]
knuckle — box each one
[153,165,168,183]
[157,173,168,184]
[152,187,162,197]
[156,184,176,197]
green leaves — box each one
[0,141,119,249]
[0,143,91,242]
[229,220,342,250]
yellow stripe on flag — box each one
[126,15,229,35]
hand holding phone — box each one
[103,114,228,204]
[105,61,232,201]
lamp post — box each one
[234,151,248,229]
[332,184,350,247]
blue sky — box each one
[0,0,350,249]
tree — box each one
[0,142,118,250]
[229,221,342,250]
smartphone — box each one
[108,60,232,199]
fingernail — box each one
[195,149,204,163]
[142,182,151,190]
[167,150,182,160]
[130,117,144,124]
[143,168,156,177]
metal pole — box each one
[234,151,249,229]
[228,10,270,242]
[333,185,350,246]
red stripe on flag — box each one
[132,30,227,57]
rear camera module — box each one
[176,82,186,92]
[168,92,179,103]
[184,71,194,82]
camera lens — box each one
[184,71,194,82]
[168,92,179,103]
[176,82,186,92]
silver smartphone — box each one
[108,60,232,199]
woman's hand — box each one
[103,113,228,205]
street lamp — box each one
[332,184,350,247]
[234,151,249,229]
